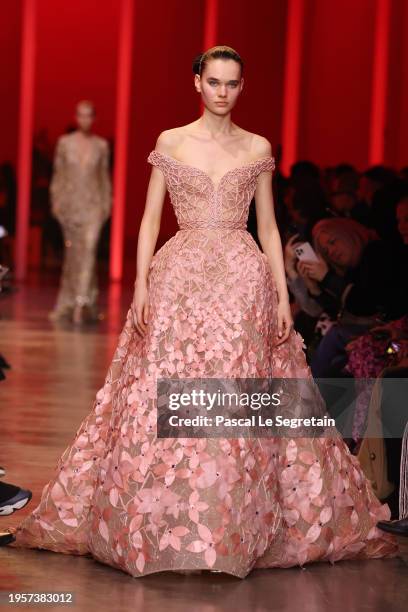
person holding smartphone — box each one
[297,218,407,377]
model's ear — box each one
[240,77,244,93]
[194,74,201,93]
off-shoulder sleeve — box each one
[256,156,276,175]
[147,150,166,173]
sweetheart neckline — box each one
[149,150,275,192]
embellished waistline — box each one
[178,225,247,231]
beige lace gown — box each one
[50,133,111,319]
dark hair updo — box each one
[192,45,244,77]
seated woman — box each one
[284,233,331,352]
[296,218,407,377]
[281,179,329,349]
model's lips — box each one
[215,102,228,105]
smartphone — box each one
[294,242,320,263]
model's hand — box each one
[132,279,149,337]
[51,206,61,223]
[275,300,293,345]
[299,257,328,282]
[284,234,302,278]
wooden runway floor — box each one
[0,280,407,612]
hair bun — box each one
[192,52,204,75]
[192,46,243,77]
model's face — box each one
[397,199,408,244]
[76,105,95,132]
[195,58,243,113]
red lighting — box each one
[281,0,305,177]
[110,0,135,281]
[370,0,391,165]
[15,0,37,280]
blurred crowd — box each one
[246,150,408,382]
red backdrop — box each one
[1,0,407,273]
[0,1,22,167]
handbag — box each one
[337,310,383,329]
[336,282,384,329]
[356,375,394,500]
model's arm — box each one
[132,133,168,336]
[49,137,66,223]
[254,138,293,344]
[99,140,112,222]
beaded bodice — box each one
[147,150,275,230]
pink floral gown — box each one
[10,150,397,577]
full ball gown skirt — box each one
[10,151,397,577]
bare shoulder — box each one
[95,135,109,151]
[58,133,70,145]
[249,133,273,158]
[233,126,272,159]
[154,128,184,154]
[55,133,70,150]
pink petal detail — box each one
[136,552,145,573]
[109,488,119,507]
[186,540,207,553]
[99,520,109,543]
[197,523,213,543]
[172,526,190,537]
[205,547,217,567]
